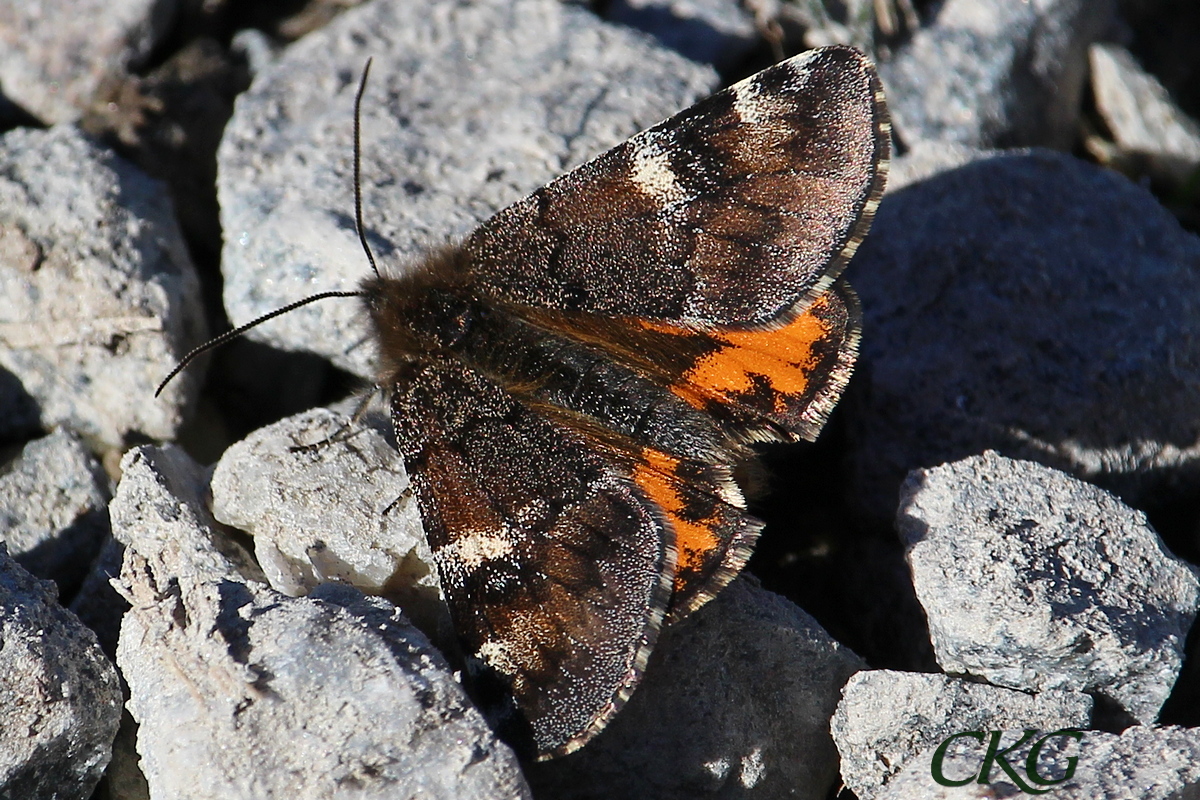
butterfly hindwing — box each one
[387,357,675,759]
[464,45,888,328]
[633,279,862,444]
[628,446,762,621]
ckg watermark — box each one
[930,729,1083,794]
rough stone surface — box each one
[876,725,1200,799]
[0,544,122,800]
[0,428,111,598]
[117,557,531,800]
[0,125,207,447]
[109,444,263,585]
[845,149,1200,525]
[605,0,759,71]
[897,451,1200,723]
[6,1,1200,796]
[112,443,530,799]
[832,669,1093,799]
[105,442,262,797]
[527,578,864,800]
[209,407,450,645]
[1090,42,1200,183]
[878,0,1113,149]
[217,0,717,380]
[0,0,178,124]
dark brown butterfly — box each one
[162,45,889,760]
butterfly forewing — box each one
[464,45,888,328]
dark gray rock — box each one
[0,544,122,800]
[0,125,207,447]
[845,149,1200,525]
[832,669,1092,799]
[885,141,989,192]
[527,578,864,800]
[217,0,717,380]
[897,452,1200,723]
[605,0,759,71]
[68,537,127,659]
[878,0,1114,149]
[877,725,1200,799]
[0,0,178,124]
[0,429,110,598]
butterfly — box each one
[161,43,889,761]
[359,45,888,759]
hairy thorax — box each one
[359,246,732,465]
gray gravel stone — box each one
[832,669,1092,800]
[217,0,717,380]
[527,578,864,800]
[229,28,279,79]
[1090,42,1200,184]
[106,442,262,796]
[605,0,759,71]
[0,544,122,800]
[876,725,1200,799]
[878,0,1112,149]
[897,452,1200,724]
[0,0,178,124]
[0,428,110,598]
[0,125,207,447]
[209,407,450,646]
[845,149,1200,525]
[117,553,530,800]
[109,445,263,585]
[112,442,529,798]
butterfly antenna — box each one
[153,291,355,398]
[155,290,360,397]
[354,58,380,279]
